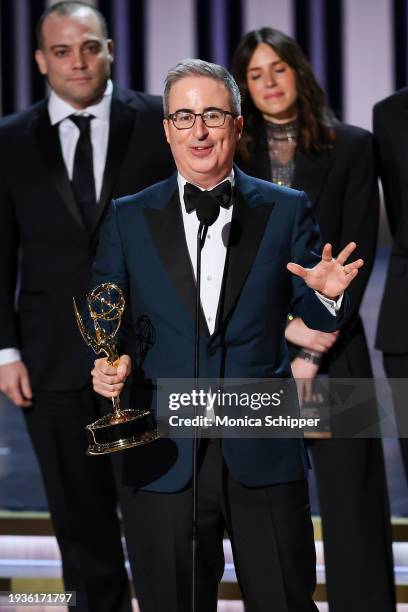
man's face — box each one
[163,76,243,188]
[35,8,113,109]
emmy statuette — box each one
[73,283,158,455]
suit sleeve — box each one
[0,157,20,350]
[290,191,347,332]
[373,103,400,237]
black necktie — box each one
[183,180,232,213]
[70,114,97,232]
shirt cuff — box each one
[314,291,344,316]
[0,348,22,366]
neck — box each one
[69,93,105,110]
[262,110,298,125]
[182,169,232,190]
[54,83,108,110]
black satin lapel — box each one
[97,96,136,226]
[250,129,272,181]
[215,189,272,332]
[33,107,85,231]
[292,149,333,208]
[143,191,210,336]
[392,110,408,176]
[244,123,271,181]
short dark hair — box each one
[231,27,336,157]
[36,1,108,49]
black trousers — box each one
[24,385,136,612]
[383,352,408,481]
[129,439,318,612]
[309,439,396,612]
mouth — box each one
[69,77,92,83]
[264,92,284,100]
[190,144,214,158]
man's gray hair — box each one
[163,59,241,117]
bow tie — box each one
[183,180,232,214]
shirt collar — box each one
[48,79,113,126]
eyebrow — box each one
[49,40,101,51]
[247,59,285,72]
[171,107,225,113]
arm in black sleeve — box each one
[337,130,379,336]
[0,161,20,350]
[373,103,400,237]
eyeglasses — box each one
[166,108,237,129]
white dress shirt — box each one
[0,82,113,366]
[48,79,112,201]
[178,171,234,335]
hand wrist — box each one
[298,348,322,366]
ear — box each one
[236,115,244,140]
[163,119,171,145]
[35,49,48,76]
[107,39,114,63]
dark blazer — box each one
[0,85,174,390]
[90,168,346,493]
[373,89,408,353]
[236,121,379,377]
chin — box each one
[191,163,218,177]
[72,91,98,106]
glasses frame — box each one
[166,108,238,130]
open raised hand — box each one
[287,242,364,299]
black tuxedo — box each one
[374,88,408,483]
[0,85,173,611]
[236,121,395,612]
[0,85,173,389]
[90,168,347,611]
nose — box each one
[265,70,276,87]
[192,114,209,140]
[72,50,87,70]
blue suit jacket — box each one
[91,167,345,492]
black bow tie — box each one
[183,180,232,214]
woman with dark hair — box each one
[232,28,395,612]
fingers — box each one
[93,378,124,398]
[92,355,132,398]
[343,267,359,287]
[91,367,122,385]
[322,243,333,262]
[312,332,338,353]
[6,382,31,408]
[0,362,32,408]
[287,262,308,279]
[117,355,132,378]
[285,317,339,353]
[94,357,118,376]
[20,371,33,401]
[336,241,356,265]
[8,381,26,407]
[343,259,364,274]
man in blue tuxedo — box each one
[91,59,363,612]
